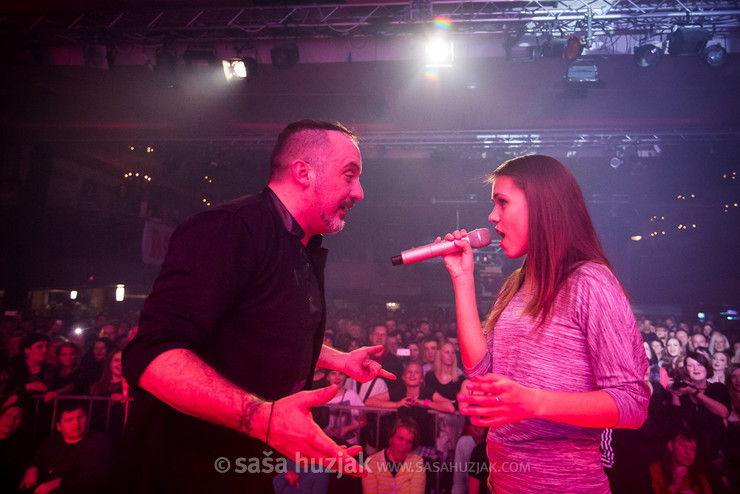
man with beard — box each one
[120,120,393,493]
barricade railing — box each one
[29,395,132,438]
[28,397,463,491]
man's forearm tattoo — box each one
[238,397,262,437]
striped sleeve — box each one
[576,264,650,429]
[464,329,494,378]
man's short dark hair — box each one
[269,120,357,180]
[56,399,88,423]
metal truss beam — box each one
[44,128,740,153]
[1,1,739,45]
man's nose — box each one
[352,180,364,201]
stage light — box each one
[668,26,711,56]
[567,62,598,83]
[70,290,78,300]
[634,44,662,68]
[271,44,299,68]
[702,44,727,66]
[115,284,125,302]
[222,57,258,81]
[541,37,567,58]
[565,35,584,61]
[425,36,454,67]
[609,156,622,169]
[505,35,539,62]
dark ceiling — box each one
[0,1,739,315]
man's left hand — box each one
[342,346,396,383]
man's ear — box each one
[667,440,674,455]
[290,159,314,188]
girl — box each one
[440,155,649,493]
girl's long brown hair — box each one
[484,155,615,335]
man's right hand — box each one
[263,386,366,477]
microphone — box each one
[391,228,492,266]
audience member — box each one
[709,333,730,355]
[421,338,438,375]
[676,330,690,349]
[708,351,730,384]
[8,333,53,398]
[79,337,113,387]
[650,427,711,494]
[45,342,87,402]
[0,400,32,493]
[324,370,365,446]
[689,333,709,352]
[725,364,740,489]
[362,417,425,494]
[451,423,487,494]
[424,342,465,407]
[368,325,404,391]
[663,336,684,378]
[407,342,421,366]
[20,401,111,493]
[89,351,125,401]
[365,362,454,447]
[669,350,730,493]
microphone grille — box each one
[468,228,492,249]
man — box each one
[688,332,709,352]
[120,120,393,493]
[368,324,404,390]
[21,402,111,493]
[384,318,397,333]
[421,337,439,375]
[362,417,425,494]
[675,329,690,349]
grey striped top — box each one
[466,262,650,494]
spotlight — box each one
[271,44,299,68]
[425,37,454,67]
[634,44,663,68]
[609,156,622,169]
[702,44,727,66]
[567,62,598,83]
[505,35,539,62]
[541,37,567,58]
[222,57,258,81]
[668,26,711,56]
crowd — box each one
[0,308,738,493]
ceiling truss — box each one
[1,1,739,46]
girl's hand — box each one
[457,374,537,428]
[438,230,475,282]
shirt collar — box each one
[265,186,323,248]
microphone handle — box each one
[391,238,467,266]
